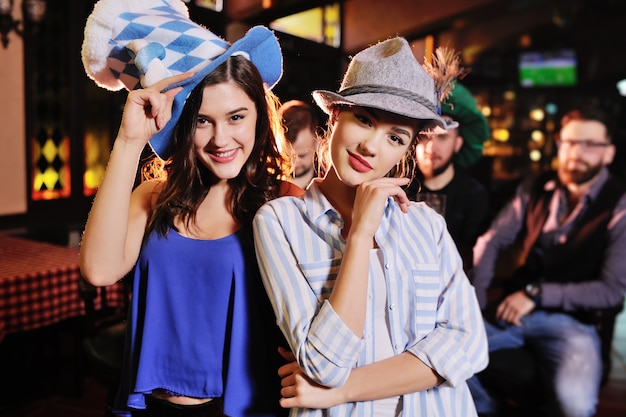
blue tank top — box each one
[114,227,285,417]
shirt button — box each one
[389,304,396,310]
[385,263,391,270]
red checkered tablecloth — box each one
[0,235,126,340]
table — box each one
[0,235,126,342]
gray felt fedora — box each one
[313,37,444,126]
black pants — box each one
[131,396,229,417]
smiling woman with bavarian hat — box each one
[79,0,299,416]
[253,37,488,417]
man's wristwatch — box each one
[524,283,542,306]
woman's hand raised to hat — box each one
[117,72,194,148]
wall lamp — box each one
[0,0,46,48]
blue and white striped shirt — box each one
[253,182,488,417]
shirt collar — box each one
[306,181,343,226]
[305,180,396,228]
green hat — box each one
[441,83,490,168]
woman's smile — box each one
[209,148,240,163]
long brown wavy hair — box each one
[145,55,292,238]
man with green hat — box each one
[407,83,491,271]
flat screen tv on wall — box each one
[519,49,577,87]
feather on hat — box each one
[421,47,489,167]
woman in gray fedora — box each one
[253,37,488,416]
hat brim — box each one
[313,90,445,127]
[149,25,282,159]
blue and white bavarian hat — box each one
[82,0,283,159]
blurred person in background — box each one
[279,100,322,189]
[468,104,626,417]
